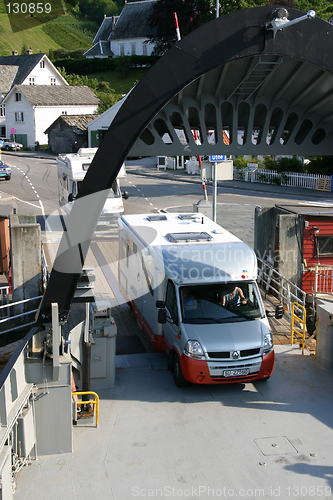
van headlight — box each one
[263,332,273,354]
[184,340,205,360]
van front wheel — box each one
[173,354,188,388]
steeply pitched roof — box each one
[0,65,19,93]
[92,2,156,43]
[84,41,114,58]
[13,85,100,106]
[112,0,156,41]
[93,17,117,43]
[44,114,98,134]
[0,54,44,86]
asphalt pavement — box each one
[125,156,333,201]
[6,149,333,202]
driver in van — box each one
[222,286,247,306]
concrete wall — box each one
[10,217,42,313]
[316,299,333,370]
[254,206,277,263]
[254,206,302,288]
[278,214,302,289]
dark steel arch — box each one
[37,6,333,323]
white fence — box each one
[315,265,333,294]
[233,167,330,190]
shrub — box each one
[276,156,304,173]
[263,156,278,170]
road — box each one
[1,151,332,249]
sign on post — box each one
[209,155,226,162]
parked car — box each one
[1,139,23,151]
[0,161,11,180]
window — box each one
[40,60,45,68]
[50,77,56,85]
[131,43,136,55]
[119,44,125,56]
[14,112,24,122]
[29,77,35,85]
[0,105,5,117]
[316,235,333,256]
[15,93,21,101]
[180,282,263,324]
[165,280,178,325]
[62,111,67,115]
[143,42,147,56]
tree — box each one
[148,0,215,55]
[58,68,121,113]
[79,0,120,25]
[306,156,333,176]
[20,43,28,56]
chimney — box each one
[12,50,18,56]
[26,49,33,55]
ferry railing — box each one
[257,257,306,316]
[72,391,99,427]
[291,302,307,354]
[0,296,42,335]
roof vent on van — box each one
[165,232,213,243]
[178,213,197,220]
[147,215,167,221]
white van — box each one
[57,148,128,224]
[118,213,283,387]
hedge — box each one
[53,55,160,75]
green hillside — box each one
[0,12,97,56]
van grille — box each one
[208,348,261,359]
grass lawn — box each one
[86,67,149,95]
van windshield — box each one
[179,282,264,324]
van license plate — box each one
[223,369,250,377]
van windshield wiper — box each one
[185,316,249,324]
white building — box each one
[3,85,100,148]
[87,94,129,147]
[84,0,156,58]
[0,52,68,138]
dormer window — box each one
[15,93,21,101]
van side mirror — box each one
[122,191,129,200]
[68,193,74,202]
[158,308,166,324]
[275,304,284,319]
